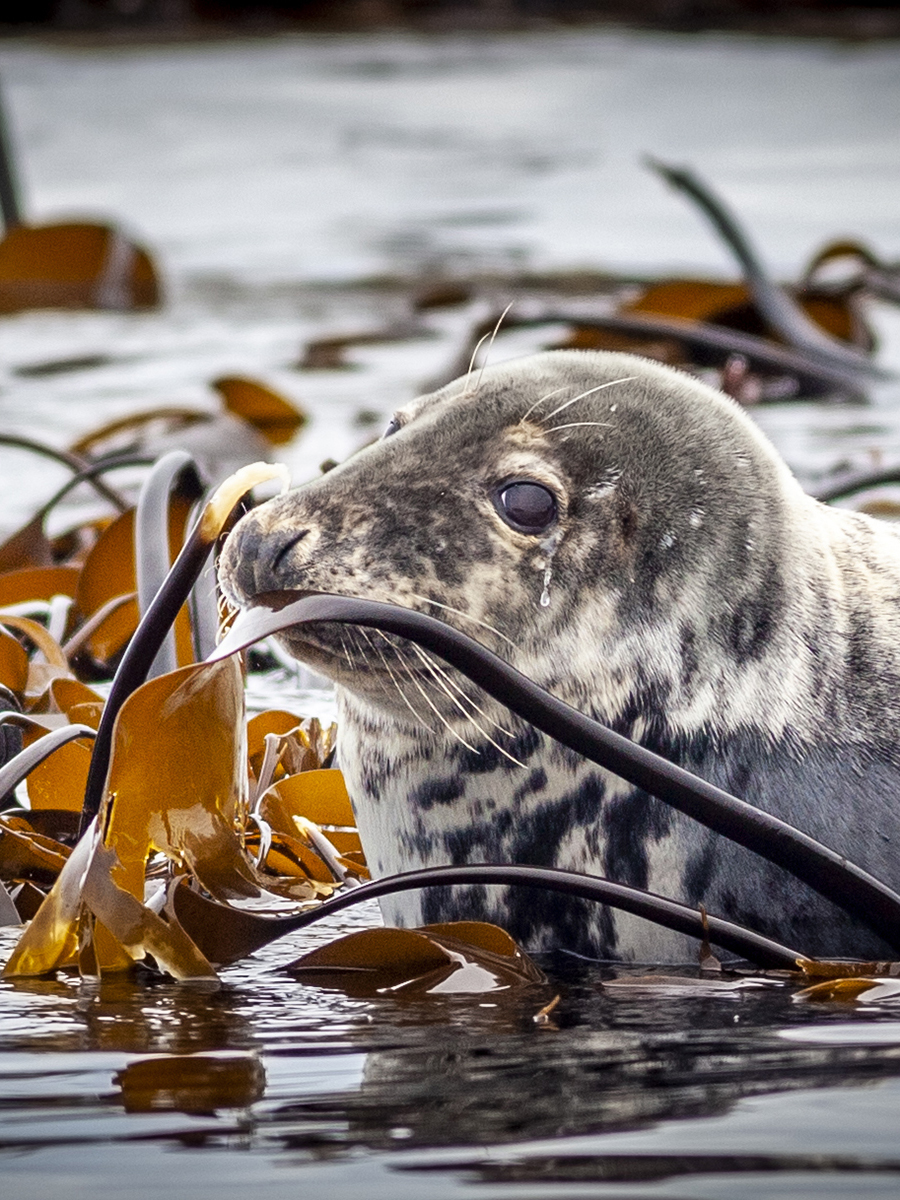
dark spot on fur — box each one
[679,623,699,689]
[727,573,783,661]
[505,724,542,766]
[602,791,672,889]
[451,741,502,775]
[509,799,574,867]
[727,759,753,803]
[513,767,548,803]
[847,607,874,681]
[682,841,717,901]
[619,497,638,541]
[443,828,477,864]
[410,775,465,810]
[568,774,606,826]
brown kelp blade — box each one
[2,817,217,980]
[645,158,884,377]
[284,922,545,997]
[0,723,96,799]
[0,222,159,313]
[212,376,307,446]
[625,278,869,351]
[4,648,332,977]
[79,462,288,832]
[210,592,900,951]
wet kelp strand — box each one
[171,863,804,968]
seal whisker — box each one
[542,376,638,421]
[372,629,483,754]
[357,627,437,737]
[519,385,569,425]
[338,629,359,674]
[409,592,517,649]
[409,642,492,725]
[544,421,613,434]
[411,642,517,739]
[411,643,528,768]
[415,644,517,738]
[462,303,514,399]
[459,329,493,398]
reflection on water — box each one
[4,915,900,1196]
[1,27,900,1199]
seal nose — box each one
[219,517,312,606]
[271,529,309,576]
[219,517,264,605]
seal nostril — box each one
[272,529,309,574]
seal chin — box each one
[262,610,436,707]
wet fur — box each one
[220,351,900,960]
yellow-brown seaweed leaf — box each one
[285,922,545,997]
[213,376,307,446]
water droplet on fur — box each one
[537,530,561,608]
[689,509,704,528]
[540,565,552,606]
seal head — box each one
[220,350,900,960]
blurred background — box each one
[3,1,900,38]
[0,1,898,525]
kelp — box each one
[644,158,884,377]
[430,305,877,401]
[0,462,358,977]
[0,223,160,314]
[168,862,803,970]
[285,921,546,997]
[415,163,894,403]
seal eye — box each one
[383,417,402,439]
[495,481,558,535]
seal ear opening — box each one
[619,499,639,542]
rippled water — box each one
[4,910,900,1200]
[2,27,900,1199]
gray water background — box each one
[1,26,900,1199]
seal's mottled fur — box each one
[220,351,900,960]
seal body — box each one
[219,350,900,960]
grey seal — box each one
[219,350,900,961]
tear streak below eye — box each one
[495,481,558,535]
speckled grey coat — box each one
[220,351,900,961]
